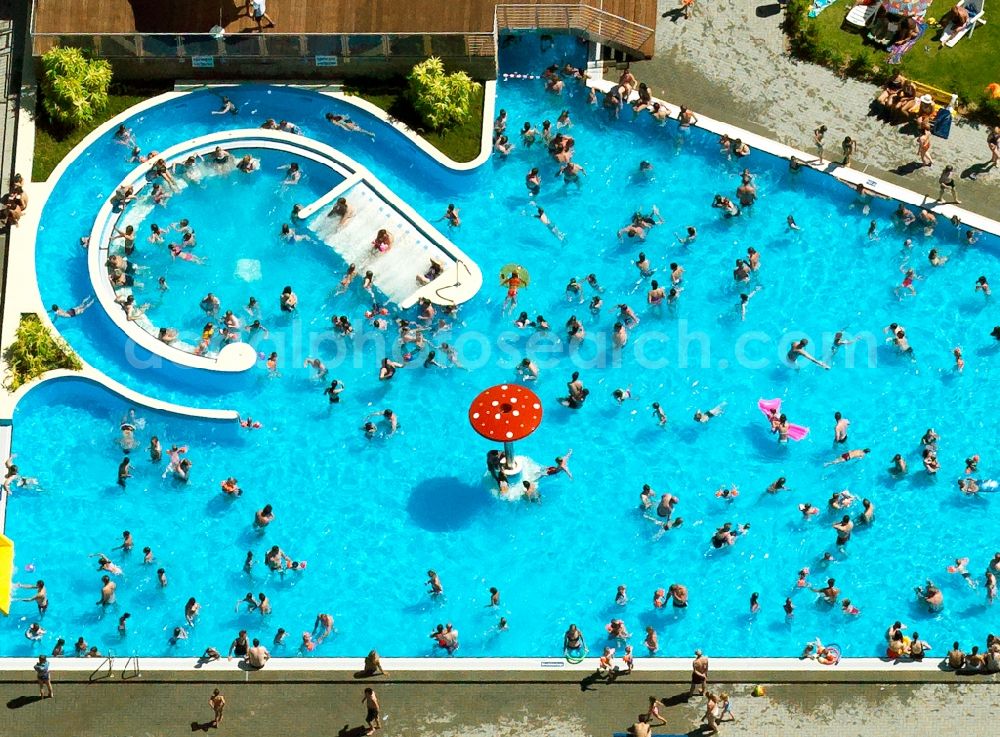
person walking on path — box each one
[34,655,52,699]
[363,687,382,734]
[842,136,858,167]
[689,649,709,697]
[209,688,226,728]
[917,128,933,167]
[937,165,960,203]
[987,126,1000,169]
[813,125,827,164]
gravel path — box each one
[630,0,999,220]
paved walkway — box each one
[3,673,1000,736]
[630,0,999,220]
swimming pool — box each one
[6,35,1000,659]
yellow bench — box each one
[910,80,958,112]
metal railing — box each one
[495,3,655,55]
[89,654,114,681]
[30,31,497,62]
[122,654,141,679]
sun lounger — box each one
[845,2,880,26]
[940,0,986,46]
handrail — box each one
[496,3,654,55]
[122,654,140,679]
[89,654,114,681]
[31,31,496,60]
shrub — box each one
[979,93,1000,126]
[407,56,481,131]
[40,47,113,129]
[846,48,875,79]
[3,314,82,391]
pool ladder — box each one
[88,653,141,682]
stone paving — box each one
[630,0,999,220]
[3,673,1000,736]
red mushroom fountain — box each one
[468,383,543,474]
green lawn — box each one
[32,82,486,181]
[344,83,486,163]
[807,0,999,110]
[32,93,156,181]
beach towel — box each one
[757,398,810,441]
[888,20,927,64]
[808,0,839,16]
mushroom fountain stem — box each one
[503,441,516,471]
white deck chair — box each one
[845,2,880,26]
[940,0,986,46]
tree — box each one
[40,47,113,129]
[407,57,481,131]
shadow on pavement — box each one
[337,725,370,737]
[6,695,42,709]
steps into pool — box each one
[304,180,478,308]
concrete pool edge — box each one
[0,656,989,682]
[586,76,1000,239]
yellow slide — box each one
[0,535,13,615]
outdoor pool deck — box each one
[1,665,999,737]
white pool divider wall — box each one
[89,129,483,375]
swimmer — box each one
[212,96,238,115]
[767,477,789,493]
[787,215,801,230]
[832,516,853,548]
[693,402,726,423]
[787,338,830,369]
[635,252,654,278]
[714,484,739,500]
[303,357,327,379]
[914,580,944,611]
[976,276,991,296]
[613,385,634,404]
[798,502,820,517]
[50,297,94,319]
[516,357,539,381]
[675,226,697,245]
[328,197,354,225]
[253,504,274,530]
[325,112,375,138]
[236,154,257,173]
[948,557,978,588]
[313,612,334,643]
[533,206,565,240]
[611,322,628,346]
[545,451,573,479]
[825,448,870,466]
[651,402,667,426]
[556,161,586,187]
[441,203,461,228]
[810,578,839,604]
[954,346,964,372]
[739,288,760,320]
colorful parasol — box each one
[469,384,543,472]
[499,263,530,287]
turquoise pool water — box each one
[5,35,1000,658]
